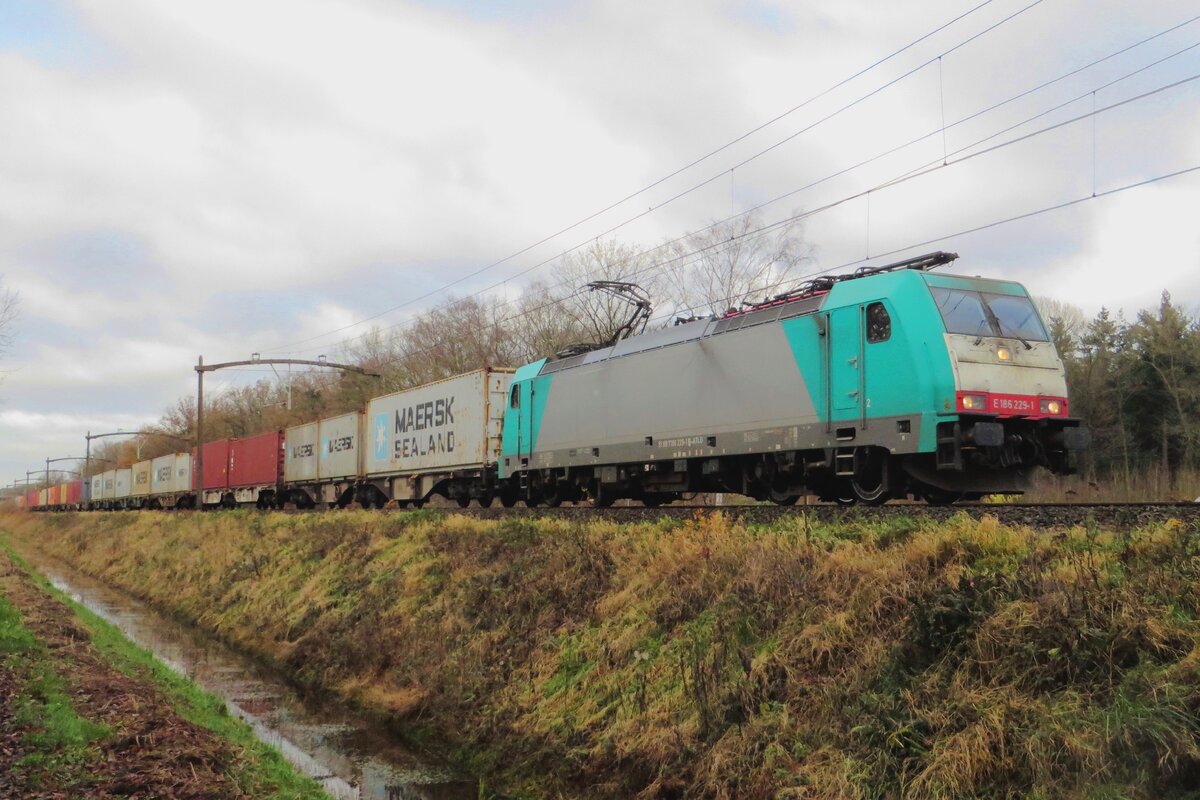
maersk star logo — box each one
[373,413,389,461]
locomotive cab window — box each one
[510,385,520,408]
[866,302,891,343]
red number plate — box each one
[987,394,1038,414]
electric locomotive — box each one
[498,252,1088,506]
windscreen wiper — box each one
[984,302,1032,350]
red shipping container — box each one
[195,440,231,491]
[228,431,283,488]
[66,481,83,505]
[25,490,37,508]
[49,485,60,505]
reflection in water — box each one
[27,551,474,800]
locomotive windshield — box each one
[930,287,1048,341]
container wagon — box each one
[64,480,83,510]
[283,412,363,508]
[100,469,116,509]
[197,440,231,508]
[131,460,152,507]
[114,468,132,509]
[227,431,283,508]
[361,368,513,508]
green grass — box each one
[0,590,108,791]
[1,541,330,800]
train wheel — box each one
[500,493,517,508]
[851,450,891,506]
[591,482,615,508]
[478,492,494,508]
[543,488,563,508]
[456,496,470,508]
[769,488,801,506]
[920,489,963,506]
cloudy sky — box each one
[1,0,1198,483]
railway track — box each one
[428,501,1200,529]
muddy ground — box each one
[0,551,248,799]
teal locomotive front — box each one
[500,252,1086,506]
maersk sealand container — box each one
[364,368,513,503]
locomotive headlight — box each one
[996,346,1011,361]
[961,394,987,411]
[1040,398,1062,415]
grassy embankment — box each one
[1020,467,1200,503]
[0,540,328,799]
[5,509,1200,798]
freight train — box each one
[15,252,1088,512]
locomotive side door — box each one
[829,305,863,418]
[512,379,533,468]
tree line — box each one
[1041,292,1200,490]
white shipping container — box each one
[101,469,116,500]
[151,454,175,495]
[318,412,363,481]
[284,423,318,483]
[90,474,103,501]
[365,369,513,477]
[114,468,132,499]
[132,460,153,498]
[174,452,193,494]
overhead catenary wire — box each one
[274,13,1198,361]
[263,0,1034,355]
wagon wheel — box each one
[769,487,801,506]
[591,482,615,508]
[500,492,517,508]
[543,486,563,507]
[851,450,891,506]
[456,496,471,508]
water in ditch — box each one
[20,548,477,800]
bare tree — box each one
[661,212,813,318]
[1034,296,1086,355]
[0,278,18,363]
[510,279,590,361]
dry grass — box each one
[4,508,1200,799]
[1023,466,1200,503]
